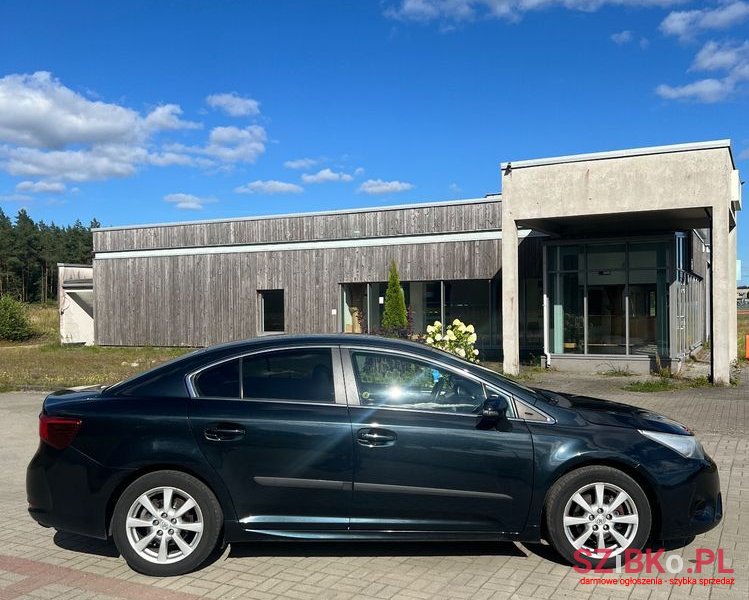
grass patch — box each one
[0,344,192,391]
[0,303,58,347]
[599,364,633,377]
[623,379,678,393]
[739,311,749,363]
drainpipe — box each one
[542,245,551,368]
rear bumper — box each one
[656,455,722,540]
[26,442,133,540]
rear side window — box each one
[242,349,334,403]
[193,359,240,398]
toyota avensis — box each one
[27,335,722,576]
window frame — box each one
[258,289,285,335]
[341,346,517,419]
[186,346,347,406]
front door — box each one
[344,348,534,533]
[188,346,353,530]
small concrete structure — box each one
[58,263,94,345]
[501,140,740,385]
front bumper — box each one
[26,442,132,540]
[655,454,722,540]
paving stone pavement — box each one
[0,369,746,600]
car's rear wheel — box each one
[545,465,652,569]
[112,470,222,576]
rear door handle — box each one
[357,428,396,447]
[204,423,245,442]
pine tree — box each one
[382,260,407,333]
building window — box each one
[259,290,284,333]
[546,240,676,358]
[341,279,497,358]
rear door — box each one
[187,346,353,531]
[343,347,534,533]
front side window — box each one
[242,349,334,403]
[259,289,284,333]
[350,351,485,414]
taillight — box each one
[39,415,82,450]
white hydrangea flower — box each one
[468,333,477,343]
[473,349,479,355]
[446,329,456,340]
[457,347,466,357]
[426,337,434,344]
[434,321,441,328]
[426,325,434,334]
[452,319,461,327]
[435,333,442,341]
[466,324,475,334]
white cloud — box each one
[15,180,66,194]
[691,40,749,71]
[0,71,273,184]
[164,193,216,210]
[143,104,201,132]
[235,180,304,194]
[660,2,749,40]
[0,72,197,149]
[1,144,146,181]
[655,78,734,102]
[165,125,267,165]
[302,168,355,183]
[386,1,688,24]
[357,179,414,194]
[611,30,633,44]
[284,157,318,169]
[206,92,260,117]
[657,39,749,103]
[0,192,31,203]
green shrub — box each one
[0,295,35,341]
[382,260,408,334]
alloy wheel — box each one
[562,481,639,559]
[124,486,204,565]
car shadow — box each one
[53,531,120,558]
[227,540,528,559]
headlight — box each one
[638,430,705,459]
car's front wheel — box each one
[545,465,652,568]
[112,470,222,576]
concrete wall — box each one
[58,264,94,346]
[501,141,738,384]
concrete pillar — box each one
[729,223,738,364]
[501,216,520,376]
[711,202,731,385]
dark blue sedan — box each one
[26,335,722,576]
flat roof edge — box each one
[92,196,499,233]
[500,139,733,170]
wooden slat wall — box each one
[93,200,502,252]
[94,239,502,346]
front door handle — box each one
[204,423,245,442]
[357,428,396,447]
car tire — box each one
[111,470,222,576]
[545,465,652,569]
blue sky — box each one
[0,0,747,282]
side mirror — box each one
[477,394,509,430]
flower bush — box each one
[425,319,480,363]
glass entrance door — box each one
[547,240,672,358]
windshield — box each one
[466,361,543,401]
